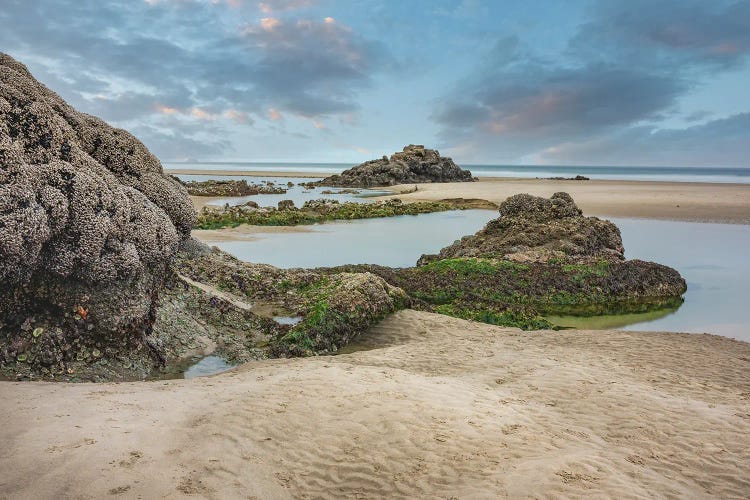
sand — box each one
[381,178,750,224]
[193,225,312,242]
[169,168,322,178]
[2,310,749,498]
[183,172,750,224]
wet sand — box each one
[193,225,313,242]
[1,310,748,498]
[180,171,750,224]
[168,168,322,178]
[381,178,750,224]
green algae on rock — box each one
[317,193,687,330]
[161,244,409,361]
[194,198,494,230]
[176,178,287,196]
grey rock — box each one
[0,52,196,378]
[320,144,474,187]
[430,192,625,264]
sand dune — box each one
[1,310,749,498]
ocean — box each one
[165,161,750,184]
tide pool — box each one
[205,212,750,341]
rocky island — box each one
[319,144,474,187]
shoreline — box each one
[193,224,314,242]
[1,310,748,498]
[168,168,324,178]
[181,170,750,224]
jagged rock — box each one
[168,248,409,358]
[427,192,624,264]
[320,144,474,187]
[0,53,196,380]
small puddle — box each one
[183,356,236,379]
[273,316,303,326]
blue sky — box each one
[2,0,749,166]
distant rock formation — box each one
[320,144,474,187]
[175,177,287,196]
[0,52,196,379]
[548,175,589,181]
[422,192,624,264]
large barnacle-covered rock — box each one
[0,53,196,380]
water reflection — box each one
[174,174,390,208]
[204,211,750,341]
[211,210,497,268]
[183,356,235,379]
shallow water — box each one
[274,316,303,326]
[207,211,750,341]
[211,209,497,268]
[183,356,235,379]
[610,218,750,340]
[166,162,750,184]
[174,174,390,208]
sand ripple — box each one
[1,310,749,498]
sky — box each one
[1,0,749,166]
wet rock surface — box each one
[160,246,409,360]
[195,198,477,229]
[0,53,198,380]
[177,178,286,196]
[318,193,687,330]
[320,144,474,187]
[424,192,625,264]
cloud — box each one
[536,113,750,167]
[0,0,386,159]
[238,16,386,117]
[267,108,283,121]
[258,0,313,13]
[570,0,750,69]
[433,0,750,163]
[260,17,280,31]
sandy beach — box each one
[193,224,313,242]
[179,171,750,224]
[1,310,748,498]
[168,168,324,178]
[383,178,750,224]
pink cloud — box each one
[190,107,215,120]
[267,107,283,121]
[260,17,280,31]
[223,109,250,123]
[155,104,179,115]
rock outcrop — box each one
[320,144,474,187]
[420,192,624,265]
[167,247,409,359]
[0,53,196,380]
[320,193,687,329]
[176,178,286,196]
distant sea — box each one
[165,161,750,184]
